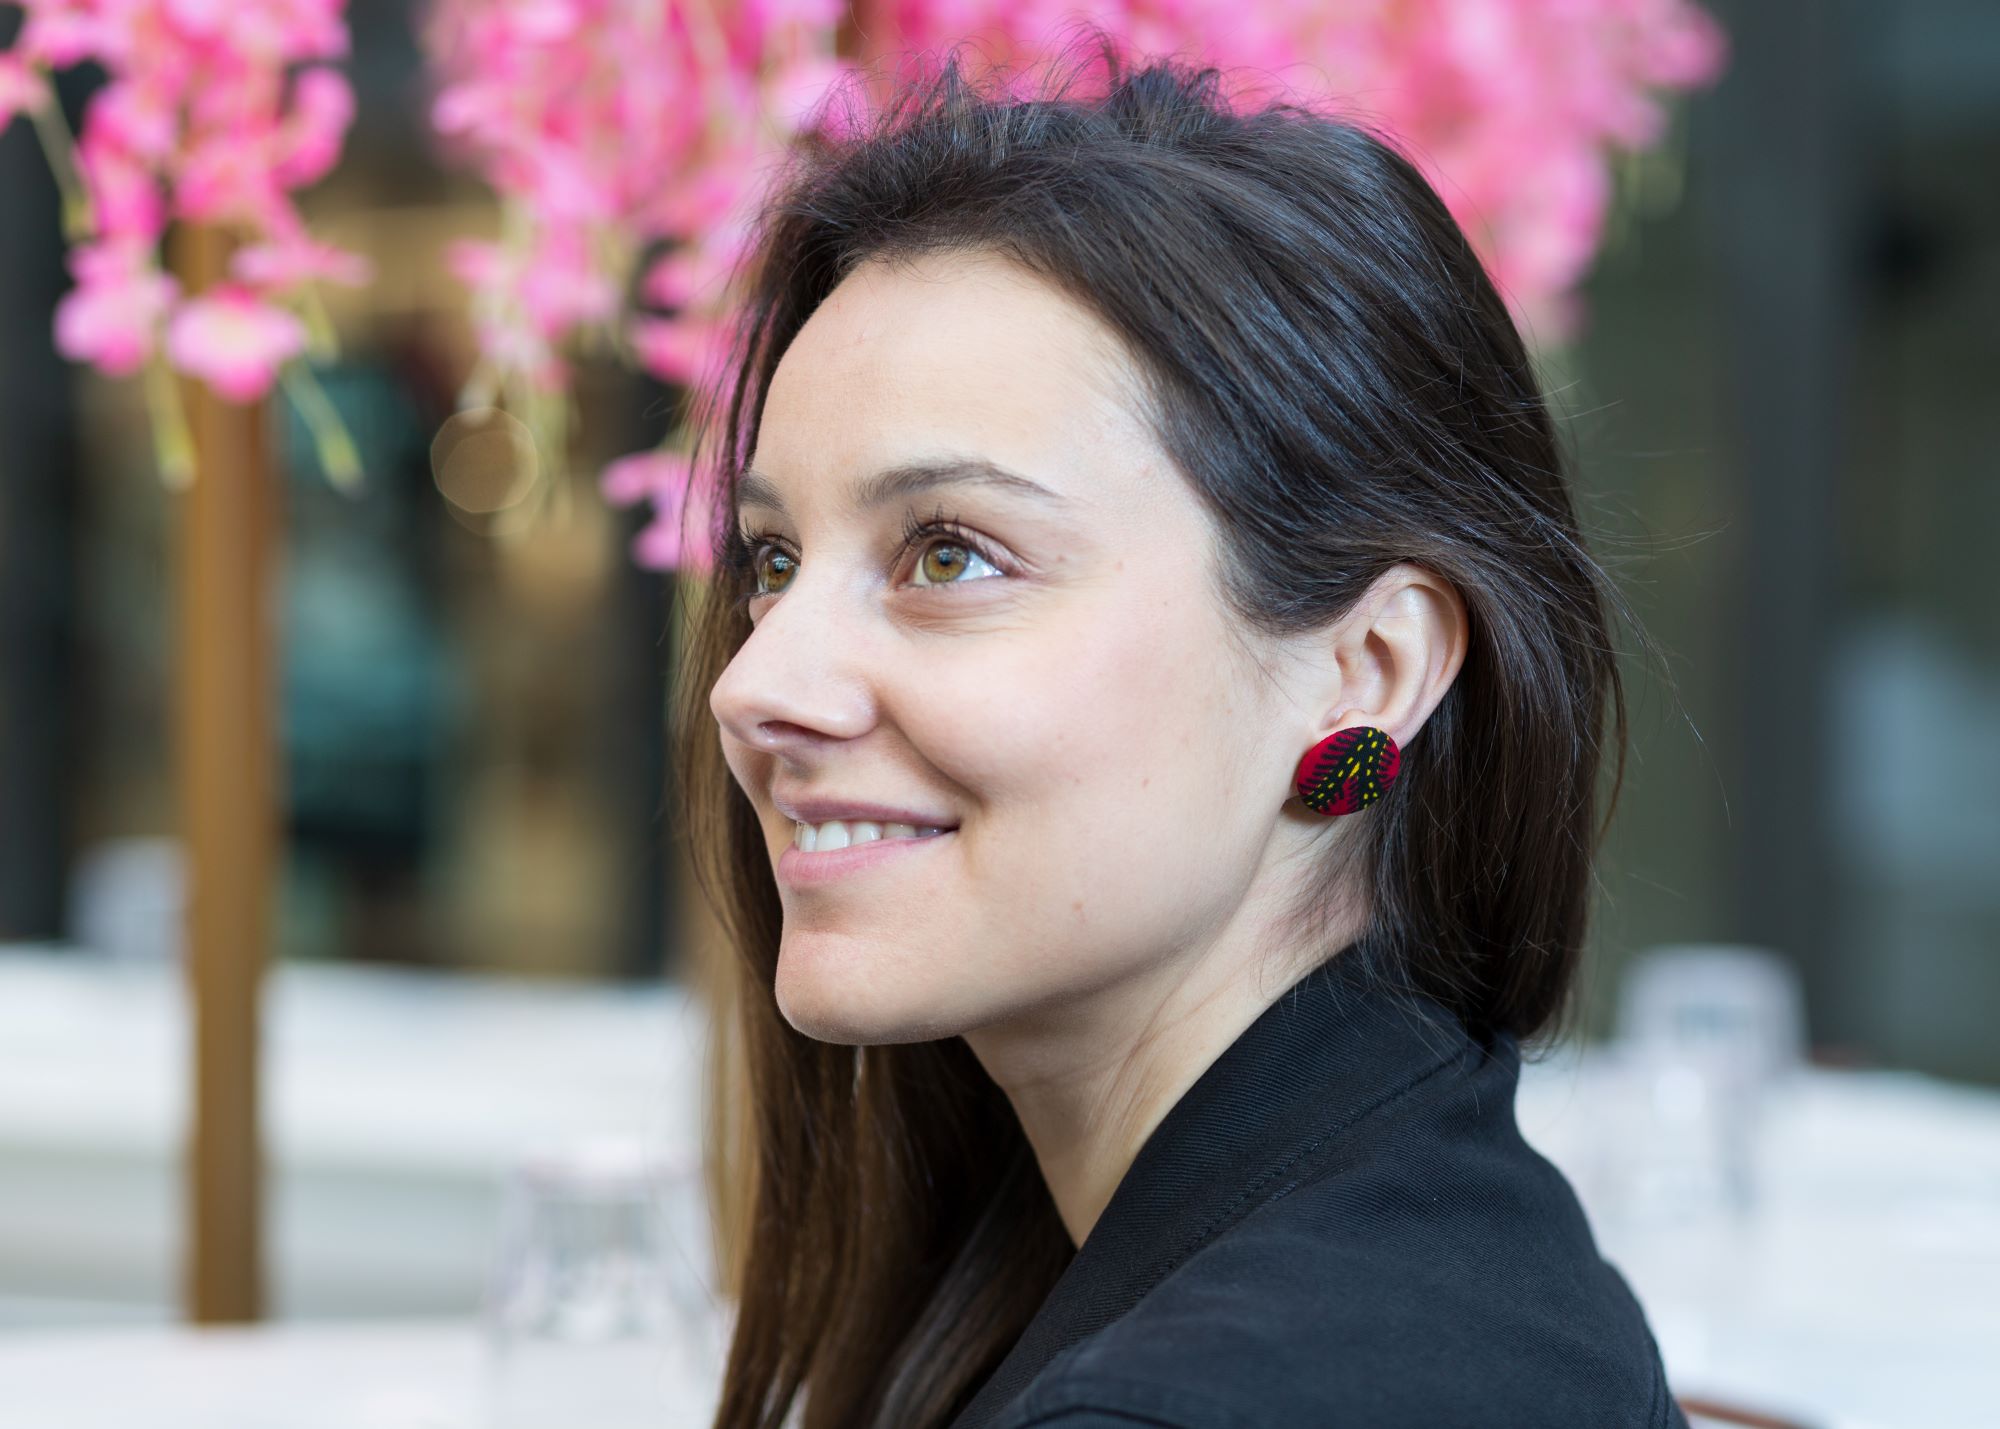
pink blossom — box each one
[510,139,619,224]
[600,448,692,507]
[163,0,236,44]
[630,474,718,574]
[271,67,354,188]
[77,120,170,240]
[231,231,374,289]
[640,250,702,311]
[18,4,113,69]
[175,129,292,230]
[89,79,183,163]
[430,83,490,139]
[519,225,620,338]
[165,284,309,401]
[648,159,764,264]
[1632,0,1729,85]
[599,447,720,573]
[54,237,180,375]
[629,315,717,388]
[765,53,852,137]
[633,510,701,573]
[0,53,52,126]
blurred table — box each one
[1517,1046,2000,1429]
[0,944,709,1323]
[0,1316,724,1428]
[4,944,1997,1426]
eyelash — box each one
[726,505,1004,612]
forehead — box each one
[748,249,1162,514]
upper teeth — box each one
[795,819,950,852]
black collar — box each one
[949,944,1492,1428]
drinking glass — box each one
[1598,942,1808,1226]
[481,1137,721,1429]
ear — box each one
[1305,562,1469,754]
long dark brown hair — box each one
[667,30,1661,1429]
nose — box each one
[708,570,875,764]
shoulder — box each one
[998,1156,1683,1429]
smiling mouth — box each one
[791,819,955,852]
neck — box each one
[961,925,1352,1248]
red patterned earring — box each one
[1292,726,1402,816]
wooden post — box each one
[170,221,276,1323]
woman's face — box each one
[710,248,1315,1046]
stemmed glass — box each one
[481,1137,722,1428]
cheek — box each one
[899,596,1256,910]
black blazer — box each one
[946,949,1688,1429]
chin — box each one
[773,933,959,1046]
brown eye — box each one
[755,546,797,595]
[911,538,1000,588]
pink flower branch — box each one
[418,0,1727,574]
[1,0,371,491]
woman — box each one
[671,33,1683,1429]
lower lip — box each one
[778,829,956,887]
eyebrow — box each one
[734,457,1070,519]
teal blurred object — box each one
[276,358,466,960]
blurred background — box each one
[0,1,1996,1425]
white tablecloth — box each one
[0,1317,722,1429]
[1515,1048,2000,1429]
[0,946,708,1322]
